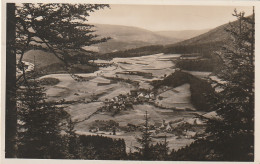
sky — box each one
[88,5,253,31]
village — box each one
[86,88,207,140]
[96,89,156,115]
[87,116,206,141]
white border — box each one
[1,1,260,164]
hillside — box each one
[88,24,181,53]
[22,50,62,68]
[21,20,236,71]
[93,24,179,43]
[168,23,230,47]
[155,29,210,40]
[105,18,239,59]
[21,50,98,75]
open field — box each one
[41,53,211,152]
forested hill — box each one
[168,22,229,46]
[155,29,210,41]
[163,15,253,56]
[87,24,210,54]
[102,16,245,59]
[87,24,181,53]
[161,20,234,56]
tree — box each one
[150,136,169,161]
[63,118,85,159]
[206,8,254,161]
[135,111,153,160]
[16,73,70,158]
[6,3,110,157]
[15,3,110,83]
[162,135,169,159]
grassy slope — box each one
[152,71,214,112]
[22,50,63,68]
[21,50,98,75]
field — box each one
[41,53,210,152]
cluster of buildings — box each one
[148,119,205,139]
[98,89,156,114]
[89,120,119,135]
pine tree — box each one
[63,118,85,159]
[16,74,70,158]
[6,4,110,157]
[149,136,169,161]
[135,111,153,160]
[206,8,254,161]
[162,135,169,160]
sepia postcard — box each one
[1,0,259,164]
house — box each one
[149,93,155,99]
[185,131,197,138]
[138,93,145,97]
[144,94,150,99]
[165,123,172,132]
[154,122,161,128]
[160,120,167,129]
[130,90,138,96]
[89,127,99,133]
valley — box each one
[10,4,254,160]
[39,53,214,152]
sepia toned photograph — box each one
[3,2,255,162]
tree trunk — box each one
[6,3,17,158]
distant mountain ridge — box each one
[89,24,181,53]
[171,23,230,46]
[155,29,210,40]
[88,24,211,54]
[22,21,230,70]
[93,24,178,43]
[104,17,243,59]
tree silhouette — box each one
[206,8,254,161]
[6,3,110,157]
[135,111,153,160]
[16,73,70,158]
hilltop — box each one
[88,24,181,53]
[102,17,242,61]
[155,29,210,41]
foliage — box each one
[99,45,164,60]
[62,118,86,159]
[176,59,214,72]
[135,111,153,160]
[16,75,70,158]
[16,78,127,159]
[100,41,224,61]
[170,139,214,161]
[6,3,110,157]
[129,134,169,160]
[89,120,119,131]
[205,10,254,161]
[39,77,60,86]
[78,135,127,160]
[150,136,169,160]
[15,3,110,83]
[152,70,214,111]
[163,41,224,58]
